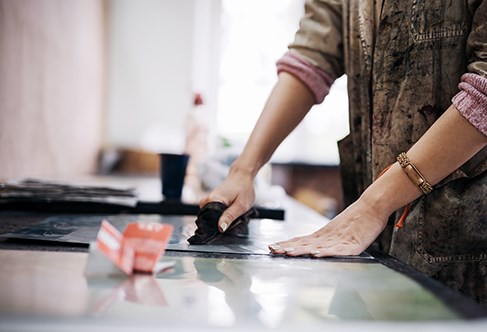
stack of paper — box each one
[0,179,137,207]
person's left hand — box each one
[268,197,389,257]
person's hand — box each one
[268,197,389,257]
[199,168,256,233]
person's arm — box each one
[269,104,487,256]
[201,0,345,232]
[200,72,315,231]
[369,104,486,214]
[232,72,316,177]
[269,0,487,257]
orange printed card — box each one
[96,220,134,275]
[92,220,173,275]
[122,223,173,273]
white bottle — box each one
[184,93,209,195]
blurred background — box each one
[0,0,349,216]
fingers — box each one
[199,192,253,233]
[268,199,390,258]
[198,168,257,234]
[268,234,363,258]
[269,242,362,257]
[199,195,227,208]
[218,202,248,233]
[198,197,210,208]
[199,184,234,208]
[268,235,315,255]
[308,243,363,257]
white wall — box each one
[106,0,195,153]
[191,0,221,154]
[105,0,348,165]
[0,0,105,178]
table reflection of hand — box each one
[194,259,261,322]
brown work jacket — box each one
[290,0,487,303]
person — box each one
[200,0,487,304]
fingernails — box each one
[219,221,228,232]
[283,247,295,253]
[269,244,281,251]
[310,250,320,256]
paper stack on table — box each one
[0,178,138,207]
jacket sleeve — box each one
[287,0,345,79]
[466,1,487,77]
[276,0,345,104]
[451,1,487,136]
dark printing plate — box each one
[0,214,372,259]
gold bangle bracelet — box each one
[397,152,433,194]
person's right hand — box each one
[199,168,256,233]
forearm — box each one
[362,104,487,218]
[230,72,315,176]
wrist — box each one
[359,186,396,221]
[359,163,422,218]
[229,157,261,179]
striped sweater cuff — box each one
[452,73,487,136]
[276,51,335,104]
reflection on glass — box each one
[155,257,458,325]
[207,287,235,327]
[89,275,168,316]
[250,277,290,328]
[0,247,460,329]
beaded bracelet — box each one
[397,152,433,194]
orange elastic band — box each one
[377,164,409,228]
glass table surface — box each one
[0,249,463,328]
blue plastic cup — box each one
[160,153,190,200]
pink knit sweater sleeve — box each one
[452,73,487,136]
[276,51,335,104]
